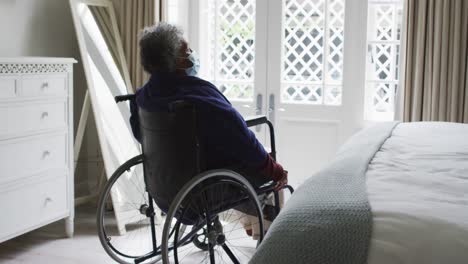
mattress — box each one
[367,122,468,263]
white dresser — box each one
[0,57,75,243]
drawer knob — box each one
[42,150,51,158]
[41,82,49,89]
[41,112,49,119]
[45,197,53,204]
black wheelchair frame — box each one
[97,94,293,264]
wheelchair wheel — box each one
[97,155,185,264]
[161,170,264,264]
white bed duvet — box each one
[367,122,468,264]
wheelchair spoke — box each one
[197,252,209,264]
[163,172,265,264]
[97,158,163,264]
[221,244,240,264]
[226,241,252,262]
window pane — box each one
[206,0,256,101]
[365,0,403,120]
[281,0,345,105]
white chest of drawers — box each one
[0,58,76,243]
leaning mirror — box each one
[70,0,157,253]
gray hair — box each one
[139,23,184,74]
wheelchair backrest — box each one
[138,101,204,207]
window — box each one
[365,0,403,121]
[168,0,404,120]
[205,0,257,101]
[281,0,345,105]
[202,0,346,105]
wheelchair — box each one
[96,94,294,264]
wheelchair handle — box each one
[245,115,268,127]
[245,115,277,160]
[115,94,135,103]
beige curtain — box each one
[90,7,124,76]
[401,0,468,123]
[112,0,166,90]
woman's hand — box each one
[274,170,288,191]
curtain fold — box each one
[112,0,165,91]
[90,6,124,77]
[401,0,468,123]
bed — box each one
[251,122,468,264]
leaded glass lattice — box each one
[206,0,256,101]
[281,0,345,105]
[366,0,403,118]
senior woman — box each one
[129,23,288,238]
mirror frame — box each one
[71,0,133,92]
[70,0,144,234]
[70,0,136,177]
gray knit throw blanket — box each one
[250,122,399,264]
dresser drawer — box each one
[0,77,18,99]
[0,134,67,184]
[0,176,67,240]
[0,101,67,136]
[21,75,67,97]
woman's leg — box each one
[226,166,283,239]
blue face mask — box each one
[183,51,200,76]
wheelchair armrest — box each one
[115,94,135,103]
[245,115,268,127]
[245,115,277,160]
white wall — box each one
[1,0,75,57]
[0,0,103,199]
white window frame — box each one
[170,0,403,123]
[364,0,404,121]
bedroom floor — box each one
[0,204,113,263]
[0,204,256,264]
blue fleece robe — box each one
[130,73,268,171]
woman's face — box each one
[176,40,193,72]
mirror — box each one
[70,0,151,235]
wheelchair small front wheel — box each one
[191,225,210,251]
[161,170,265,264]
